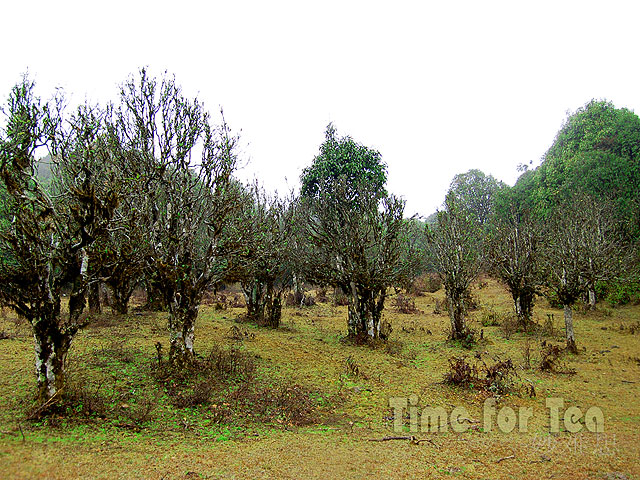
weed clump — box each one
[539,341,576,374]
[444,353,518,397]
[392,293,421,314]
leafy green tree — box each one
[300,125,416,340]
[301,123,387,201]
[447,169,505,227]
[531,100,640,238]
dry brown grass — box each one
[0,279,638,479]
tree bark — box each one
[168,296,199,366]
[111,287,131,315]
[347,283,385,340]
[263,292,282,328]
[143,279,167,311]
[563,304,578,353]
[448,297,467,340]
[33,315,73,402]
[588,286,597,311]
[88,283,102,314]
[242,280,265,321]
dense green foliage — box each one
[300,123,387,203]
[527,100,640,238]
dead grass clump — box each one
[616,321,640,335]
[480,308,502,327]
[229,382,322,426]
[501,313,520,339]
[153,345,256,408]
[392,293,421,314]
[228,295,246,308]
[408,274,442,296]
[227,325,255,342]
[345,355,361,377]
[0,330,13,340]
[444,353,517,397]
[539,342,576,374]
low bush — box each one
[444,353,517,397]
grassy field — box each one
[0,279,638,479]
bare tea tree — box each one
[429,192,483,341]
[579,197,628,310]
[0,78,118,400]
[110,69,242,365]
[487,203,542,329]
[234,186,297,328]
[544,194,629,352]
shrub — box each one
[480,308,502,327]
[539,341,576,374]
[605,281,640,307]
[392,293,421,314]
[444,353,517,397]
[544,290,563,309]
[408,274,442,295]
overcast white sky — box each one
[1,0,638,216]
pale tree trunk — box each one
[242,280,265,321]
[242,279,283,328]
[292,274,307,307]
[588,286,597,311]
[347,283,385,340]
[32,249,89,401]
[32,313,73,402]
[563,304,578,353]
[168,296,199,366]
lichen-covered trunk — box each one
[143,279,167,311]
[242,280,265,321]
[32,312,73,402]
[447,292,467,340]
[88,283,101,314]
[513,289,535,331]
[168,297,199,366]
[347,283,385,340]
[111,287,132,315]
[564,304,578,353]
[263,290,283,328]
[242,280,282,328]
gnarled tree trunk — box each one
[242,279,283,328]
[587,285,597,311]
[445,286,468,340]
[346,283,386,340]
[33,314,73,402]
[168,293,200,366]
[88,282,102,314]
[242,280,265,321]
[513,289,535,331]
